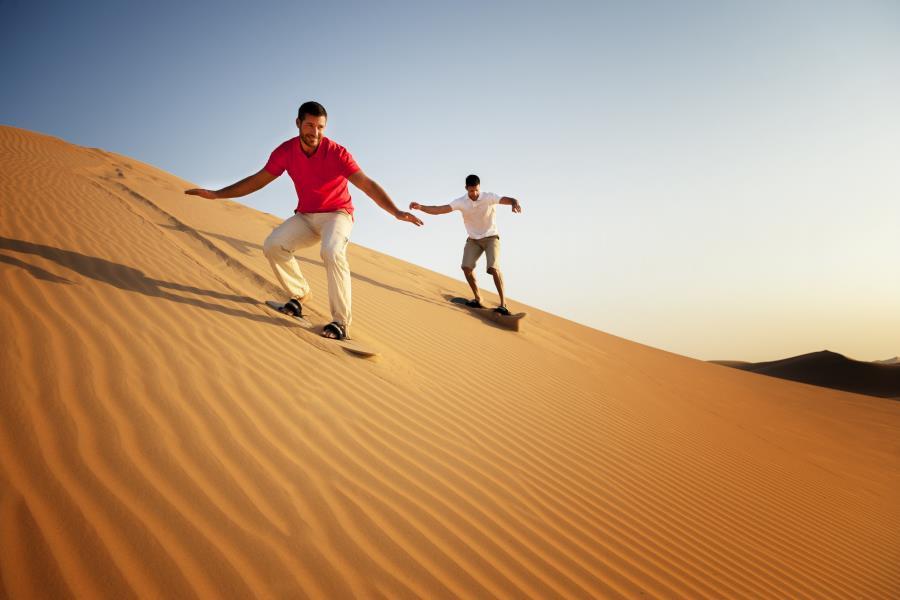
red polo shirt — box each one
[263,136,361,216]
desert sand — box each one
[1,125,899,599]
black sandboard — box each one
[265,300,378,357]
[449,297,526,331]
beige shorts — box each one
[461,235,500,271]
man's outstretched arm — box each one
[349,170,423,226]
[185,169,277,199]
[409,202,453,215]
[499,196,522,213]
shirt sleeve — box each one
[263,143,287,177]
[449,197,463,212]
[486,192,502,206]
[336,145,361,178]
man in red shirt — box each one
[185,101,422,340]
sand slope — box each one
[1,125,899,599]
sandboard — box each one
[265,300,378,358]
[449,297,526,331]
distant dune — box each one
[2,125,900,598]
[712,351,900,400]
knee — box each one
[262,235,280,259]
[487,267,500,276]
[461,266,474,275]
[320,244,346,266]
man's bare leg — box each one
[488,267,505,308]
[462,266,482,305]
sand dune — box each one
[713,350,900,399]
[1,125,899,598]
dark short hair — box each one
[297,101,327,122]
[465,174,480,187]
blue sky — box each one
[3,0,898,361]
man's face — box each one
[296,115,327,150]
[466,184,480,201]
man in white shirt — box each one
[410,174,521,314]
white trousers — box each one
[263,211,353,331]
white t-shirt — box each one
[449,192,502,239]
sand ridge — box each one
[1,125,899,598]
[713,350,900,399]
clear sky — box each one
[3,0,898,361]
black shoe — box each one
[494,305,511,316]
[279,298,303,317]
[322,321,347,340]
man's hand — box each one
[185,170,276,201]
[185,188,218,200]
[500,196,522,213]
[408,202,452,215]
[349,170,424,225]
[396,210,423,226]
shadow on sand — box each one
[0,237,295,327]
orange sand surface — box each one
[1,125,899,598]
